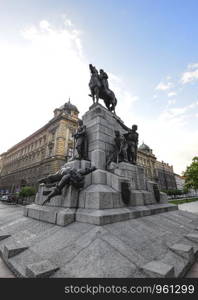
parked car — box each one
[1,195,9,201]
[0,194,17,203]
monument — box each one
[2,65,198,279]
[24,64,176,227]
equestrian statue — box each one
[89,64,117,113]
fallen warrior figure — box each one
[38,165,96,206]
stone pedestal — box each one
[24,103,176,226]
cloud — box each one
[0,18,197,176]
[181,69,198,84]
[0,18,138,154]
[155,81,173,91]
[168,91,177,97]
[137,101,198,174]
[188,63,198,70]
[181,63,198,84]
[168,99,176,105]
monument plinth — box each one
[3,64,198,279]
[24,103,177,226]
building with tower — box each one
[137,142,157,182]
[0,100,79,193]
[137,142,177,190]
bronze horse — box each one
[89,64,117,113]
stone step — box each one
[141,261,175,278]
[76,203,178,225]
[161,244,195,277]
[185,233,198,243]
[169,243,194,262]
[26,260,59,278]
[0,234,11,241]
[24,204,75,226]
[3,242,29,259]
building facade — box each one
[137,142,177,190]
[155,160,177,190]
[137,143,157,181]
[0,101,79,193]
[174,174,185,191]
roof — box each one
[139,142,151,152]
[58,99,79,114]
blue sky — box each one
[0,0,198,174]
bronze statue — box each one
[73,120,88,160]
[38,165,96,205]
[114,130,128,163]
[115,120,139,164]
[99,69,109,93]
[89,64,117,113]
[124,125,138,165]
[106,130,128,166]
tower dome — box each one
[139,142,151,152]
[63,99,79,114]
[54,99,79,118]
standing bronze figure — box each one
[106,130,128,166]
[115,120,139,164]
[89,64,117,113]
[73,120,88,160]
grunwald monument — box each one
[0,65,198,278]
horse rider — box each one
[99,69,110,94]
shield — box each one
[121,182,130,205]
[153,184,160,203]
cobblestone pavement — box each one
[0,257,15,278]
[186,261,198,278]
[0,202,22,278]
[0,201,198,278]
[179,201,198,278]
[179,201,198,215]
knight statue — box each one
[89,64,117,113]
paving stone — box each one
[3,243,29,259]
[142,261,175,278]
[169,243,194,262]
[0,234,11,241]
[1,202,198,278]
[26,260,59,278]
[185,233,198,243]
[55,238,137,278]
[0,257,15,278]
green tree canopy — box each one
[184,156,198,190]
[19,186,36,198]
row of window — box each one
[5,136,47,164]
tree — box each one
[19,186,36,198]
[184,156,198,191]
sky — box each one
[0,0,198,174]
